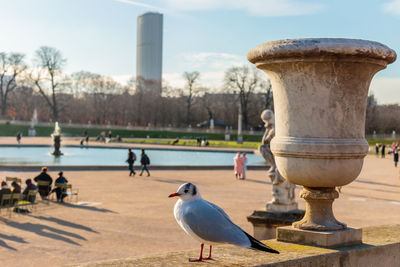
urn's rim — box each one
[247,38,397,64]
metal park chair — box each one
[15,190,38,213]
[51,183,79,203]
[6,177,22,185]
[36,180,51,204]
[0,193,12,217]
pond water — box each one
[0,146,267,167]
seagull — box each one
[169,182,279,262]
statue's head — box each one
[261,109,274,127]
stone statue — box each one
[28,109,38,136]
[51,122,63,156]
[258,109,297,212]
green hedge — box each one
[0,123,263,141]
[121,138,261,149]
[2,124,397,145]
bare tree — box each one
[365,93,378,134]
[71,71,122,124]
[31,46,67,121]
[261,79,274,110]
[224,65,262,129]
[0,52,27,117]
[183,71,200,126]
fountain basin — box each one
[0,145,265,169]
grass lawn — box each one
[121,138,261,149]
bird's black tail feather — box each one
[244,232,280,254]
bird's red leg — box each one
[189,243,204,262]
[203,245,212,260]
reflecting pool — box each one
[0,146,267,167]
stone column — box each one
[248,38,396,247]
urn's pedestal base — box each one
[293,187,346,231]
[277,226,362,247]
[247,210,305,240]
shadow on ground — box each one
[244,178,271,185]
[344,192,399,203]
[153,178,190,184]
[61,202,117,213]
[4,221,86,246]
[31,216,98,233]
[355,179,400,188]
[347,185,400,194]
[0,232,28,250]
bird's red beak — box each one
[168,192,180,198]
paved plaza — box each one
[0,138,399,266]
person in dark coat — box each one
[34,166,53,199]
[0,181,12,206]
[126,148,136,176]
[11,181,21,205]
[381,144,386,158]
[16,131,22,144]
[139,149,151,177]
[394,147,399,167]
[11,181,21,193]
[53,171,68,202]
[22,179,37,203]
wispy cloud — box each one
[111,74,132,85]
[175,52,248,88]
[164,51,269,89]
[183,52,245,70]
[370,77,400,104]
[163,71,227,89]
[113,0,162,11]
[165,0,324,16]
[382,0,400,15]
[112,0,188,18]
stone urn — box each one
[248,38,396,231]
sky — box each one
[1,0,400,104]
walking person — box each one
[242,152,248,180]
[375,143,380,157]
[394,146,399,167]
[126,148,136,176]
[381,144,386,158]
[139,149,151,177]
[16,131,21,144]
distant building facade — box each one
[136,12,163,94]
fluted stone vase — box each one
[248,38,396,231]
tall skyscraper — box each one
[136,12,163,94]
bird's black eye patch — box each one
[184,189,189,193]
[192,186,197,196]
